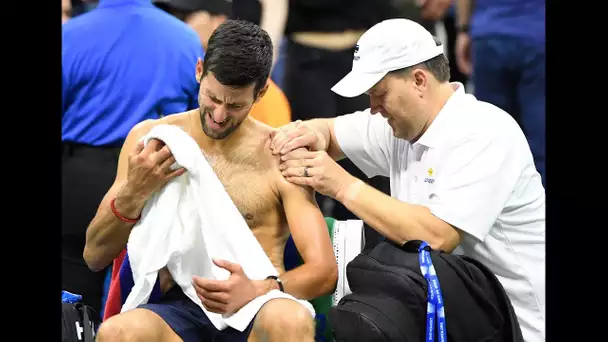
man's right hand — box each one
[270,120,327,155]
[122,138,187,202]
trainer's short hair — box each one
[391,36,450,83]
[202,19,273,96]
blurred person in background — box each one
[155,0,292,128]
[390,1,468,85]
[70,0,99,17]
[62,0,71,23]
[232,0,289,89]
[390,0,452,35]
[282,0,394,123]
[442,3,469,85]
[232,0,288,73]
[62,0,203,314]
[455,0,545,186]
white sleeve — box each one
[428,135,521,241]
[334,110,393,178]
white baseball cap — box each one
[331,18,445,98]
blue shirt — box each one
[62,0,204,146]
[471,0,545,44]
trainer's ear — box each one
[412,68,428,92]
[195,57,204,83]
[254,82,269,103]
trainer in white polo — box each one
[270,18,546,342]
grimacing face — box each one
[196,71,258,140]
[366,71,427,141]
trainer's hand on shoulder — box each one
[270,120,327,155]
[125,138,186,200]
[279,149,357,199]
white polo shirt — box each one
[334,83,546,342]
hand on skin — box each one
[192,259,268,315]
[279,149,358,199]
[124,138,186,201]
[270,120,327,155]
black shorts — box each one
[139,286,255,342]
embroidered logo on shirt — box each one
[424,168,435,184]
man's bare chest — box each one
[203,152,278,225]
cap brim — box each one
[331,71,386,98]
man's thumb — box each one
[213,258,242,274]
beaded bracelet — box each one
[110,198,141,224]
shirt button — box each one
[414,176,418,182]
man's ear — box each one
[195,58,204,83]
[411,68,428,94]
[254,82,269,103]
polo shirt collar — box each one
[414,82,466,149]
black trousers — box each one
[62,143,119,314]
[283,39,388,249]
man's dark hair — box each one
[391,36,450,82]
[202,19,273,96]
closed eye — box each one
[208,96,222,104]
[206,94,244,109]
[227,103,244,110]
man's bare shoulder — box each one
[247,118,280,166]
[129,111,195,140]
[247,120,315,197]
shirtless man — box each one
[83,19,338,342]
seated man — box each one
[83,19,337,342]
[155,0,292,128]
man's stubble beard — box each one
[198,106,243,140]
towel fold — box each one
[116,124,314,331]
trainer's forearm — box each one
[336,178,458,252]
[456,0,475,28]
[83,184,148,271]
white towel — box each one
[122,124,315,331]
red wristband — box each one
[110,198,141,224]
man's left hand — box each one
[192,259,263,315]
[279,149,357,199]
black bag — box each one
[329,240,524,342]
[61,302,99,342]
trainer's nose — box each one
[369,95,383,115]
